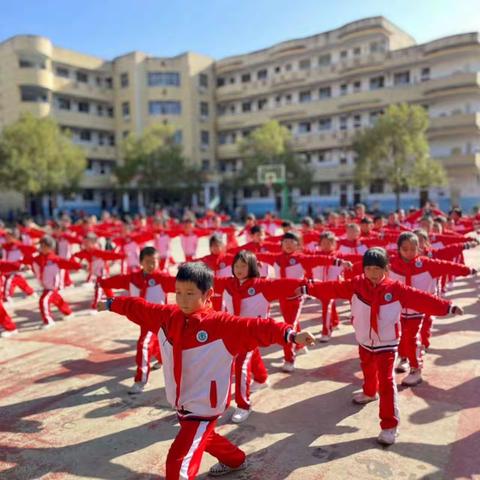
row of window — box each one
[119,71,209,88]
[119,100,210,118]
[217,68,431,116]
[54,96,114,117]
[69,128,116,146]
[54,65,114,88]
[217,40,387,87]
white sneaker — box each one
[151,360,162,370]
[250,380,269,393]
[128,382,145,394]
[41,322,56,330]
[296,346,309,355]
[209,460,247,477]
[63,313,74,321]
[1,329,18,338]
[30,292,39,299]
[231,408,251,423]
[395,357,409,373]
[377,428,398,445]
[352,391,378,404]
[319,333,331,343]
[402,368,423,386]
[281,361,295,373]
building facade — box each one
[0,17,479,216]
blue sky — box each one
[1,0,479,60]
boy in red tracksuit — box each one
[388,232,476,386]
[113,229,153,274]
[98,262,315,479]
[306,248,463,445]
[29,236,81,328]
[99,246,176,394]
[180,218,210,262]
[0,260,22,337]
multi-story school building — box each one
[0,16,479,216]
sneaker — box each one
[231,408,251,423]
[281,361,295,373]
[1,329,19,338]
[250,380,269,393]
[377,428,398,445]
[151,360,162,370]
[395,357,409,373]
[128,382,145,394]
[30,292,39,299]
[319,333,331,343]
[352,391,378,404]
[402,368,423,386]
[209,460,247,477]
[41,322,56,330]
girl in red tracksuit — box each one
[389,232,476,386]
[0,260,22,337]
[307,248,463,445]
[99,262,314,479]
[99,246,176,394]
[213,250,305,424]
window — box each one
[173,130,183,145]
[107,106,114,117]
[98,133,105,146]
[299,59,311,70]
[200,102,209,117]
[82,189,94,201]
[57,97,71,110]
[285,64,292,71]
[78,101,90,113]
[122,101,130,118]
[105,77,113,89]
[241,73,251,83]
[97,105,104,116]
[353,114,362,128]
[421,67,430,81]
[109,135,115,146]
[318,54,331,66]
[340,156,348,165]
[318,182,332,195]
[370,180,384,194]
[147,72,180,86]
[353,80,362,92]
[394,71,410,86]
[19,58,34,68]
[20,86,48,102]
[318,118,332,131]
[257,69,268,80]
[120,73,129,88]
[76,71,88,83]
[299,91,311,103]
[369,110,383,124]
[218,132,227,145]
[258,98,268,110]
[340,84,348,96]
[319,86,331,99]
[201,131,210,146]
[199,73,208,88]
[318,152,326,162]
[148,101,181,115]
[285,94,292,104]
[96,76,102,87]
[370,41,385,53]
[229,77,236,84]
[298,122,311,134]
[122,131,129,138]
[340,116,348,130]
[274,66,281,73]
[340,50,348,59]
[369,76,385,90]
[217,77,225,87]
[79,130,91,141]
[217,104,226,116]
[56,67,69,78]
[353,47,361,56]
[275,95,282,106]
[242,101,251,112]
[201,159,210,171]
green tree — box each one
[352,103,447,209]
[0,113,86,202]
[116,124,203,204]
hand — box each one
[97,302,107,312]
[451,305,464,315]
[294,331,316,346]
[286,286,306,300]
[341,260,353,269]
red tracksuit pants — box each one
[134,328,162,383]
[59,269,73,289]
[359,346,399,430]
[166,417,245,479]
[3,273,34,300]
[234,348,268,410]
[279,296,304,363]
[39,289,72,325]
[0,301,17,331]
[320,299,339,336]
[420,315,433,349]
[398,315,424,369]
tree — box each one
[115,124,203,205]
[352,103,447,209]
[0,113,86,202]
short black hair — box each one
[40,235,56,249]
[281,220,293,228]
[176,262,213,293]
[363,248,389,269]
[397,232,419,249]
[209,233,225,247]
[301,216,313,227]
[360,217,372,224]
[282,232,300,243]
[319,231,337,242]
[232,250,260,278]
[250,225,263,235]
[140,246,157,261]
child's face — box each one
[39,243,51,255]
[374,219,384,229]
[184,223,194,234]
[175,280,212,315]
[319,238,335,253]
[282,239,299,254]
[360,223,371,234]
[141,254,158,274]
[252,232,264,243]
[210,242,225,256]
[420,220,432,232]
[399,240,418,261]
[233,259,249,281]
[417,237,427,250]
[346,227,360,241]
[364,266,387,285]
[432,223,442,234]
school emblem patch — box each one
[384,293,393,302]
[415,260,423,268]
[289,258,296,265]
[148,278,156,286]
[196,330,208,343]
[248,287,256,296]
[427,252,433,258]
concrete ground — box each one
[0,237,479,480]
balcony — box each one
[424,72,480,98]
[54,109,115,131]
[16,68,54,90]
[80,173,116,189]
[434,153,480,175]
[429,113,480,138]
[81,144,116,160]
[53,77,114,102]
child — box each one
[389,232,476,385]
[306,248,463,445]
[214,250,306,423]
[0,260,22,337]
[99,246,175,394]
[179,218,209,262]
[98,262,315,478]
